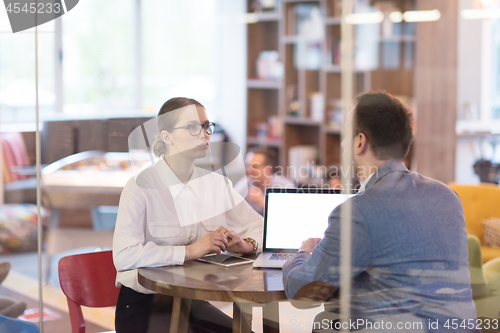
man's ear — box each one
[355,133,368,156]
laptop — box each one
[253,188,354,268]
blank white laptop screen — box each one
[265,192,353,250]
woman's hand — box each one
[185,231,229,261]
[216,227,254,254]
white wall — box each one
[214,0,247,151]
[455,0,488,183]
[455,137,481,184]
[457,0,483,124]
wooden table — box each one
[138,260,287,333]
[42,151,135,215]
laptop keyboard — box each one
[269,253,295,260]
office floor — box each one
[1,231,323,333]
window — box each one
[62,0,135,115]
[0,0,221,125]
[0,11,54,125]
[142,0,217,113]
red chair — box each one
[58,250,120,333]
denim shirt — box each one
[283,161,477,331]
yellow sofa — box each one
[449,182,500,263]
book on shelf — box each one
[294,4,323,38]
[251,115,283,142]
[330,0,373,17]
[293,3,323,70]
[250,0,282,13]
[326,21,378,70]
[288,145,318,182]
[268,115,283,138]
[329,38,341,65]
[256,50,284,81]
[332,0,342,17]
[310,92,324,122]
[327,98,343,131]
[295,43,322,70]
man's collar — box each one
[359,172,375,192]
[364,160,409,190]
[158,159,201,198]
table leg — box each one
[233,303,252,333]
[262,302,280,333]
[51,208,60,228]
[170,297,191,333]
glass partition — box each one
[338,0,499,332]
[2,0,500,332]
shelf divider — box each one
[247,79,283,89]
[246,136,283,147]
[284,116,322,126]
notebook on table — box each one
[253,188,354,268]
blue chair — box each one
[0,313,39,333]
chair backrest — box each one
[58,250,120,333]
[0,313,39,333]
[483,257,500,286]
[449,182,500,240]
[1,132,30,184]
[468,234,483,268]
[468,234,487,286]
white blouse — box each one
[113,159,264,294]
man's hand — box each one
[185,231,229,261]
[216,226,254,254]
[299,238,322,254]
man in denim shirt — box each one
[283,92,478,332]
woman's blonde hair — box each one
[152,97,204,157]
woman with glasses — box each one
[113,97,263,333]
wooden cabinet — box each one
[246,0,416,183]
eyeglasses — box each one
[172,122,216,136]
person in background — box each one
[113,97,263,333]
[234,147,295,215]
[283,92,477,332]
[326,165,342,191]
[326,165,361,193]
[0,262,26,318]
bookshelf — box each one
[245,0,416,184]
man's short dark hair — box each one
[355,92,413,160]
[247,146,277,168]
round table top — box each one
[138,260,287,303]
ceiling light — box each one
[461,9,500,19]
[345,11,384,25]
[389,11,403,23]
[403,9,441,22]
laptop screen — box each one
[263,189,353,251]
